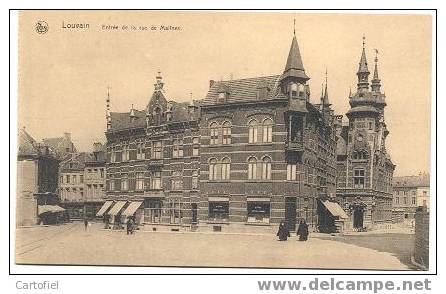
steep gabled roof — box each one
[202,75,286,106]
[109,109,146,131]
[18,128,39,157]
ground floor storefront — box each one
[99,193,347,234]
[336,192,393,231]
[61,201,105,220]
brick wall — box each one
[414,206,429,269]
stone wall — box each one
[413,206,429,270]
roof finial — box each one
[293,18,296,35]
[362,33,366,48]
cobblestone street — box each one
[15,222,410,270]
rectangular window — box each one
[395,197,399,204]
[192,171,199,190]
[208,201,229,221]
[412,197,416,205]
[121,174,128,191]
[153,141,163,159]
[169,200,182,224]
[403,197,407,205]
[100,169,104,178]
[109,179,115,191]
[171,172,183,190]
[354,169,365,189]
[173,139,184,158]
[247,202,270,223]
[145,200,162,223]
[136,172,145,190]
[152,171,162,189]
[136,143,145,160]
[287,164,297,181]
[72,175,77,184]
[122,145,129,161]
[79,175,83,184]
[192,137,200,156]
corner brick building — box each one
[101,33,392,233]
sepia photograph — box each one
[13,10,433,271]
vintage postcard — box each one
[14,10,433,271]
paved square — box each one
[15,223,410,270]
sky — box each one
[18,11,432,177]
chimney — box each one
[209,80,215,89]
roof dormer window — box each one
[218,92,227,104]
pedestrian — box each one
[84,218,88,231]
[276,221,290,241]
[296,219,309,241]
[126,218,132,235]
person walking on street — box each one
[296,219,309,241]
[276,221,290,241]
[126,218,132,235]
[84,218,88,231]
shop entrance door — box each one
[285,197,297,231]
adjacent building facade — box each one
[83,143,107,218]
[59,152,91,219]
[17,128,62,226]
[335,39,396,231]
[392,173,430,222]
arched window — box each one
[209,158,218,180]
[248,157,257,180]
[210,122,219,145]
[221,157,231,180]
[222,121,232,145]
[261,156,272,180]
[262,118,273,143]
[248,119,258,143]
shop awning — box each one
[107,201,127,216]
[208,196,229,202]
[38,205,66,215]
[322,201,349,219]
[96,201,114,217]
[247,197,270,202]
[121,201,143,218]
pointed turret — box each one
[371,49,381,93]
[280,34,310,83]
[357,35,370,92]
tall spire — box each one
[106,86,111,130]
[357,34,370,92]
[371,49,381,93]
[323,68,330,107]
[280,33,309,82]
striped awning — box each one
[121,201,143,218]
[96,201,114,217]
[107,201,127,216]
[38,205,66,215]
[322,201,349,219]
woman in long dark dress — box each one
[296,219,309,241]
[276,221,290,241]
